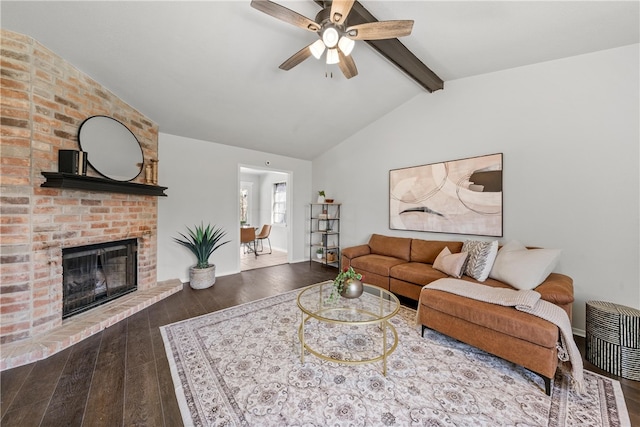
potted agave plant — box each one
[173,222,230,289]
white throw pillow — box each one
[461,240,498,282]
[489,240,561,290]
[433,247,468,278]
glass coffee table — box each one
[297,281,400,375]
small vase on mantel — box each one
[340,279,364,299]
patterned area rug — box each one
[160,284,630,426]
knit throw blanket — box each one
[422,278,584,392]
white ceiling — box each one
[2,1,638,160]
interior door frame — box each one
[238,164,293,269]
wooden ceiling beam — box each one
[314,0,444,92]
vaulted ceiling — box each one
[2,1,638,160]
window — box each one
[240,189,249,224]
[272,182,287,225]
[240,182,252,226]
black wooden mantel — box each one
[41,172,168,197]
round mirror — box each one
[78,116,144,181]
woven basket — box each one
[586,300,640,380]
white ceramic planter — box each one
[189,264,216,289]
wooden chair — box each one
[240,227,257,257]
[255,224,272,254]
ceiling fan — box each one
[250,0,414,79]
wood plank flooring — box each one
[1,262,638,426]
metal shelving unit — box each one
[309,203,340,268]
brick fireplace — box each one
[1,30,178,366]
[62,238,138,318]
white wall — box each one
[157,134,312,282]
[313,45,640,333]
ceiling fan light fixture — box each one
[326,48,340,64]
[338,36,355,56]
[322,27,339,48]
[309,39,326,60]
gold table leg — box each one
[382,320,388,376]
[299,313,305,364]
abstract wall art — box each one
[389,153,503,236]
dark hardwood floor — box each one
[1,262,638,426]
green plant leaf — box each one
[173,222,230,269]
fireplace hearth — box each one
[62,239,137,318]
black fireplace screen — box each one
[62,238,137,319]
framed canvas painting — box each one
[389,153,503,237]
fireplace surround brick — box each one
[1,29,162,347]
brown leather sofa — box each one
[341,234,574,394]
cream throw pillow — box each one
[489,240,561,290]
[433,247,468,278]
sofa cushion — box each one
[462,240,498,282]
[368,234,412,261]
[420,287,559,348]
[433,247,468,278]
[489,240,561,290]
[350,254,407,277]
[341,244,371,259]
[410,240,464,264]
[528,273,574,306]
[390,263,448,286]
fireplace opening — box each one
[62,238,137,319]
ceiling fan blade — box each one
[251,0,320,32]
[337,50,358,79]
[279,43,314,70]
[346,20,414,40]
[330,0,356,25]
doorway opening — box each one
[239,166,291,271]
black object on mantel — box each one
[41,172,168,197]
[58,150,88,175]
